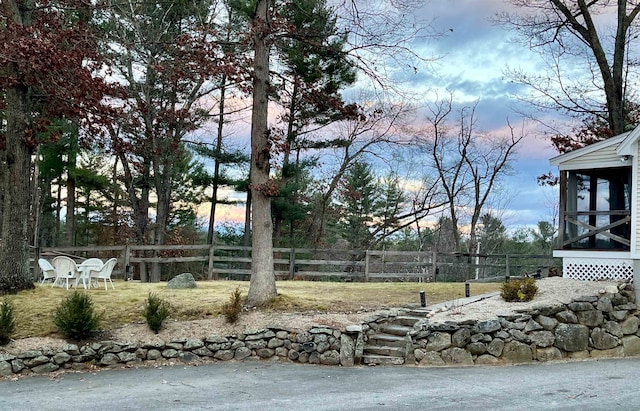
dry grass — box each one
[10,280,500,339]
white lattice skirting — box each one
[563,257,634,281]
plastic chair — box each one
[76,258,103,289]
[37,259,57,285]
[89,258,117,290]
[51,256,79,290]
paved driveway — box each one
[2,358,640,410]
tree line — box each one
[2,1,639,303]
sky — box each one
[396,0,564,229]
[212,0,585,232]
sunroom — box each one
[549,128,638,281]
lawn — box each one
[7,280,501,339]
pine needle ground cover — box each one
[11,281,500,339]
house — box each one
[549,128,637,282]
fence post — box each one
[208,243,216,280]
[364,250,370,282]
[123,244,131,280]
[505,254,510,278]
[431,250,438,282]
[288,248,296,280]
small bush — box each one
[0,298,16,345]
[144,293,171,334]
[501,277,538,302]
[221,287,243,324]
[54,291,101,340]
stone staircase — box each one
[362,309,429,365]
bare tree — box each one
[496,0,640,138]
[417,95,524,253]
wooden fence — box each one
[36,244,559,283]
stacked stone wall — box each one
[2,282,638,376]
[0,326,362,377]
[411,282,640,366]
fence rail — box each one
[35,245,559,283]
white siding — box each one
[559,142,621,170]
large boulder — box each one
[167,273,197,289]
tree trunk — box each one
[246,0,277,307]
[207,76,227,245]
[65,152,76,246]
[0,84,36,292]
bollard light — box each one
[465,282,470,298]
[419,290,426,307]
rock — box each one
[568,302,594,312]
[31,363,60,374]
[320,350,340,365]
[502,341,532,363]
[476,320,501,333]
[161,349,179,358]
[451,328,471,348]
[214,350,234,361]
[467,342,486,356]
[178,351,200,362]
[475,354,501,365]
[536,347,563,362]
[419,351,446,366]
[441,347,473,366]
[425,332,451,352]
[184,339,204,350]
[524,319,543,332]
[529,330,555,348]
[484,337,502,355]
[340,334,355,367]
[147,349,162,360]
[0,361,12,376]
[604,321,623,338]
[590,346,624,358]
[596,297,613,312]
[256,348,275,358]
[621,316,640,335]
[555,311,578,324]
[52,352,71,365]
[577,310,604,327]
[234,347,252,360]
[167,273,197,289]
[622,335,640,357]
[590,328,620,350]
[99,353,120,366]
[555,324,589,352]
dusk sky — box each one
[403,0,566,229]
[213,1,595,232]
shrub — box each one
[501,277,538,302]
[144,293,171,334]
[221,287,243,324]
[54,291,101,340]
[0,298,16,345]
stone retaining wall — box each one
[1,282,638,376]
[410,282,640,366]
[0,326,364,377]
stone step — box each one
[380,324,413,336]
[407,308,431,317]
[393,315,424,327]
[367,333,406,347]
[363,345,405,357]
[362,354,405,366]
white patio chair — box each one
[88,258,117,290]
[37,259,57,285]
[51,256,79,290]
